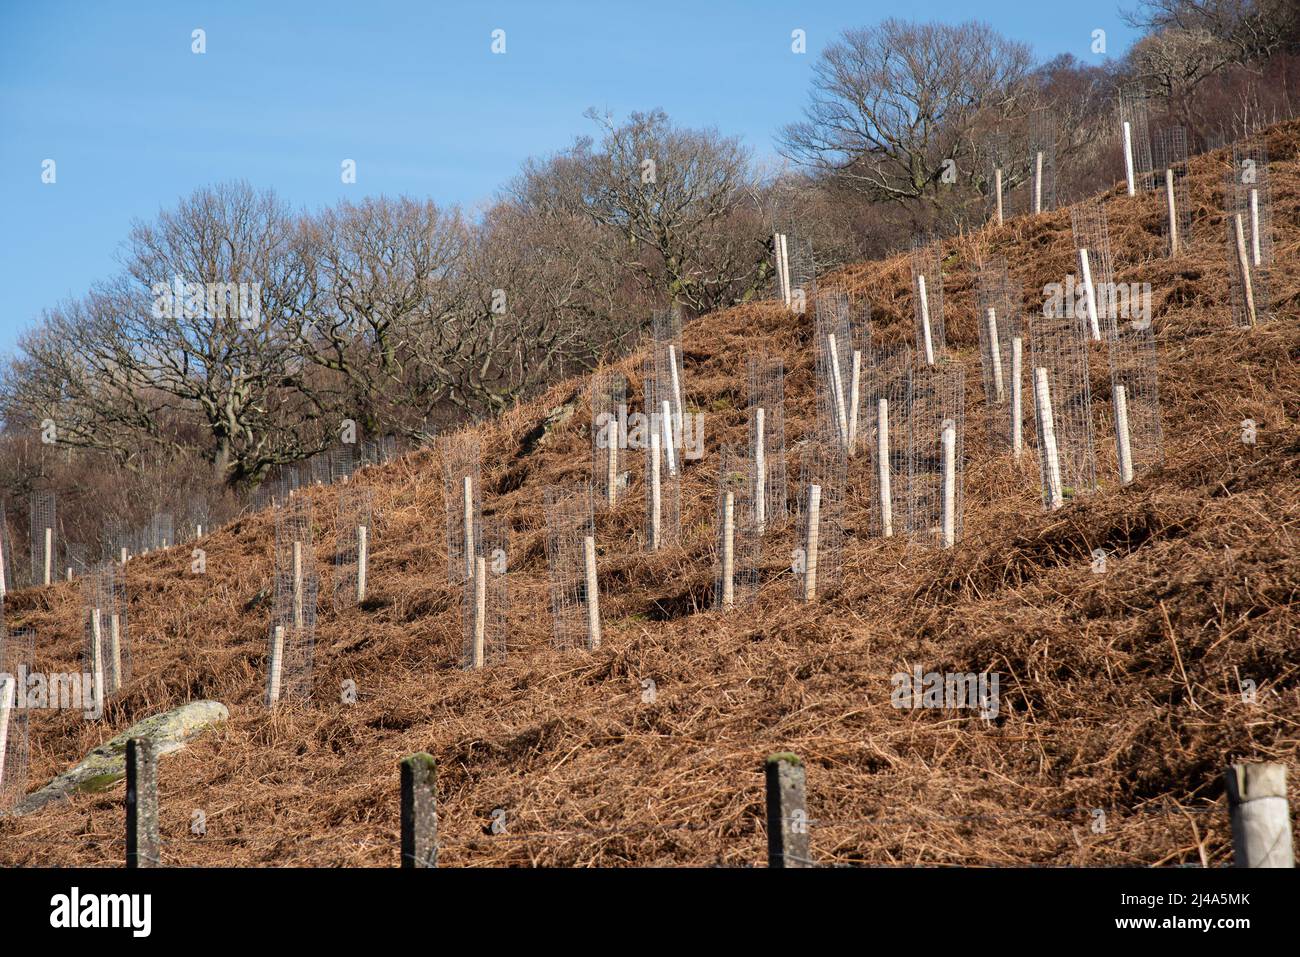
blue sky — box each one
[0,1,1140,354]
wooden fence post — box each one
[765,752,810,868]
[125,738,159,868]
[400,752,438,868]
[1226,762,1294,868]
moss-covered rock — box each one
[7,700,228,817]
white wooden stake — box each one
[774,231,785,306]
[917,273,936,366]
[661,399,677,476]
[110,613,122,693]
[1250,187,1262,267]
[941,422,957,549]
[462,476,475,579]
[847,349,862,454]
[986,307,1004,401]
[649,429,662,550]
[356,525,369,603]
[1122,120,1136,196]
[292,540,304,631]
[0,675,13,792]
[769,232,780,302]
[66,566,72,582]
[606,422,618,509]
[1226,762,1294,868]
[267,624,285,705]
[473,555,486,668]
[583,534,601,650]
[754,407,767,533]
[1114,383,1134,486]
[1234,213,1258,328]
[668,344,684,441]
[826,333,849,447]
[1165,167,1179,255]
[43,527,52,586]
[1011,337,1024,456]
[1034,151,1044,214]
[721,490,735,607]
[994,166,1004,225]
[1078,247,1101,341]
[1034,368,1064,509]
[90,609,104,706]
[804,484,821,602]
[877,398,893,537]
[120,547,128,565]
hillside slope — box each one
[2,122,1298,867]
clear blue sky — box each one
[0,1,1140,355]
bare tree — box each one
[511,109,766,314]
[779,20,1033,215]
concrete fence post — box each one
[400,752,438,868]
[1226,762,1294,868]
[125,738,159,868]
[765,752,810,868]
